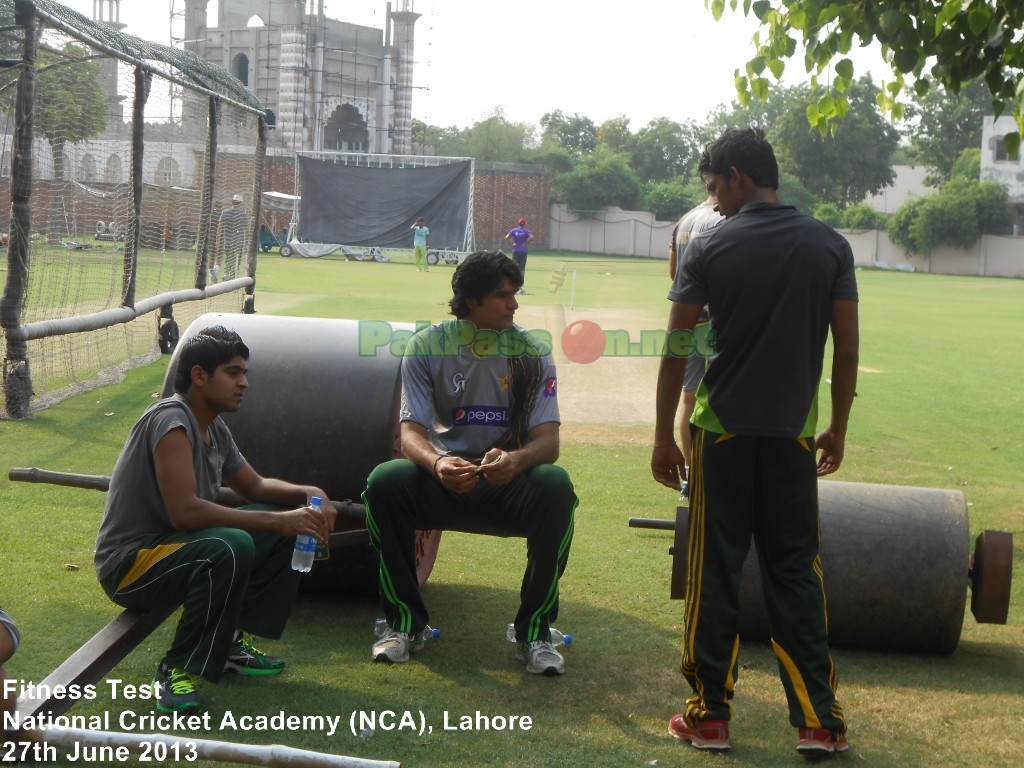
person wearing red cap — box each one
[504,217,534,295]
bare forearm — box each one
[829,342,858,434]
[169,499,282,533]
[245,477,316,507]
[655,354,686,444]
[507,428,559,469]
[402,426,445,475]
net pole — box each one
[122,65,152,309]
[244,115,267,304]
[1,1,39,419]
[194,96,218,288]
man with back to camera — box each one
[213,194,248,281]
[94,326,336,714]
[504,217,534,294]
[651,127,859,756]
[362,251,578,675]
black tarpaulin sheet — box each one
[297,156,471,247]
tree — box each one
[411,119,444,153]
[887,197,929,254]
[427,108,535,163]
[643,177,707,222]
[35,44,107,183]
[701,83,807,144]
[777,170,817,215]
[555,145,642,214]
[842,203,887,230]
[630,118,703,182]
[524,146,574,176]
[813,203,843,228]
[887,178,1011,254]
[597,116,635,154]
[905,79,1001,185]
[708,0,1024,153]
[772,78,899,207]
[951,148,981,182]
[539,110,598,157]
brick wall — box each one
[473,162,550,250]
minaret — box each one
[277,0,307,151]
[389,1,421,155]
[91,0,127,123]
[92,0,123,26]
[179,0,208,53]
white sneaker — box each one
[371,628,425,664]
[518,640,565,676]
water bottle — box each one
[506,623,572,647]
[374,618,440,643]
[291,496,322,572]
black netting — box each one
[0,0,264,416]
[297,155,472,248]
[26,0,262,112]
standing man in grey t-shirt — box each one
[95,326,336,715]
[668,189,722,500]
[362,251,578,675]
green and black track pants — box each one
[363,459,577,643]
[681,428,846,733]
[99,514,299,683]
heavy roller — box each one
[630,481,1013,654]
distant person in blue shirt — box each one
[505,217,534,294]
[412,217,430,272]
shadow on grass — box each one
[20,576,1024,767]
[260,581,687,765]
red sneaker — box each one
[668,713,731,751]
[796,727,849,756]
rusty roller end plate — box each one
[969,530,1013,624]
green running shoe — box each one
[224,633,286,676]
[153,664,203,714]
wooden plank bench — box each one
[15,605,177,719]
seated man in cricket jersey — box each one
[363,251,578,675]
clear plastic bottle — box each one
[374,618,440,642]
[506,623,572,647]
[291,496,322,572]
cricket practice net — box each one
[0,0,267,418]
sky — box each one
[57,0,891,131]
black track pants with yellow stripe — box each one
[680,429,845,732]
[99,517,299,683]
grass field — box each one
[1,250,1022,767]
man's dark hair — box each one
[448,251,523,319]
[698,127,779,190]
[173,325,249,393]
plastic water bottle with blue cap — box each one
[291,496,323,572]
[505,623,571,647]
[374,618,440,644]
